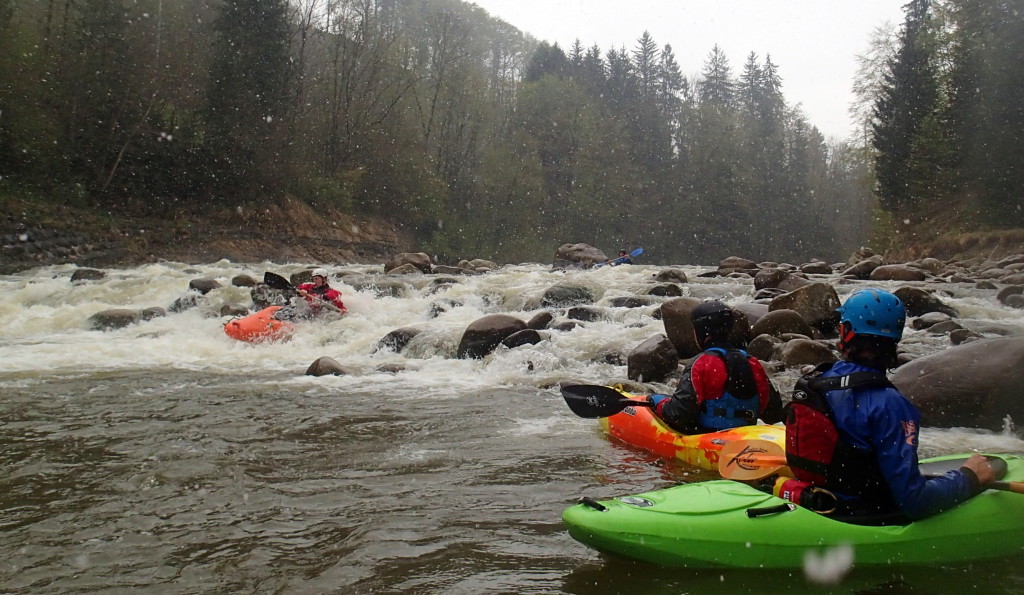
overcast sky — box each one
[469,0,905,140]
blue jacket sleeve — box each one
[871,393,975,520]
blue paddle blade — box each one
[630,248,644,257]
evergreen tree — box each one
[872,0,938,212]
[699,45,735,109]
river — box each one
[2,260,1023,594]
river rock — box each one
[841,255,883,279]
[779,338,837,368]
[541,284,595,308]
[220,303,249,317]
[457,314,526,359]
[654,269,688,283]
[567,306,603,321]
[627,334,679,383]
[748,333,782,361]
[754,267,810,292]
[911,312,952,330]
[799,261,833,275]
[646,283,683,297]
[188,278,222,294]
[88,308,141,330]
[732,302,769,326]
[552,243,607,270]
[870,265,928,282]
[305,356,351,376]
[385,252,432,273]
[375,327,423,353]
[891,336,1024,430]
[769,283,840,333]
[893,287,959,318]
[526,311,554,330]
[502,329,542,349]
[231,274,258,287]
[996,285,1023,305]
[750,309,814,339]
[607,296,656,308]
[71,268,106,282]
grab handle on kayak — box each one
[579,497,608,512]
[746,502,796,518]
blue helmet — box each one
[837,289,905,342]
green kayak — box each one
[563,454,1024,568]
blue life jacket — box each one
[696,347,760,431]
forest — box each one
[0,0,1021,264]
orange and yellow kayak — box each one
[598,392,786,472]
[224,306,295,343]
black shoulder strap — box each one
[806,371,895,394]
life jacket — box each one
[695,347,760,431]
[785,362,894,502]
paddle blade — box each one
[560,384,651,418]
[630,248,644,258]
[264,271,294,290]
[718,439,788,481]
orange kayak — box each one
[224,306,295,343]
[598,392,786,472]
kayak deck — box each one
[563,454,1024,568]
[598,391,786,472]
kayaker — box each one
[606,250,633,266]
[781,288,996,520]
[648,300,783,434]
[296,268,346,315]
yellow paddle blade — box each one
[718,439,788,481]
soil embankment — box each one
[1,196,414,273]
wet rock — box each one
[891,336,1024,430]
[841,255,884,279]
[140,307,166,321]
[567,306,603,322]
[387,263,424,275]
[231,274,258,287]
[305,356,350,376]
[717,256,758,276]
[732,302,769,326]
[799,261,833,275]
[456,314,526,359]
[541,284,596,308]
[754,267,810,292]
[71,268,106,282]
[220,303,249,317]
[189,278,222,294]
[1005,294,1024,309]
[385,252,432,273]
[169,292,203,313]
[607,296,656,308]
[661,297,749,358]
[627,334,679,383]
[770,283,840,333]
[502,329,542,349]
[949,328,984,345]
[526,310,554,330]
[911,312,952,330]
[996,285,1023,305]
[870,264,927,282]
[750,309,814,339]
[748,333,782,361]
[779,338,837,368]
[893,287,959,317]
[552,243,607,270]
[654,269,688,284]
[375,327,423,353]
[646,283,683,297]
[88,308,141,330]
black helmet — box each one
[692,300,733,347]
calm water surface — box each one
[2,261,1023,594]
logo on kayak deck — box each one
[623,406,637,416]
[618,496,654,507]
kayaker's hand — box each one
[961,453,996,487]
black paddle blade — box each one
[560,384,652,418]
[263,272,294,290]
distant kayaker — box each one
[648,300,784,434]
[606,250,633,266]
[781,288,996,520]
[296,268,346,315]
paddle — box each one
[560,384,654,418]
[718,438,1024,494]
[263,271,345,314]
